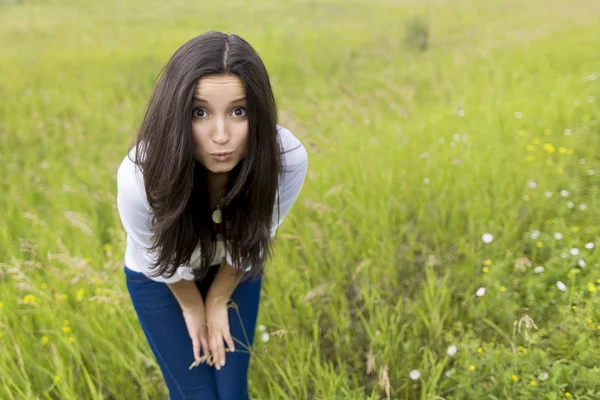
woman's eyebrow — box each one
[193,96,246,103]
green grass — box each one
[0,0,599,398]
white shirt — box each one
[116,125,308,283]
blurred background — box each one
[0,0,598,398]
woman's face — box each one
[191,74,249,178]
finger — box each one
[224,332,235,354]
[210,337,219,368]
[200,336,210,364]
[192,339,201,362]
[218,334,226,368]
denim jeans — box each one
[124,264,262,400]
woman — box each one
[116,31,308,400]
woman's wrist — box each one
[166,279,204,313]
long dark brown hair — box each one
[128,31,285,282]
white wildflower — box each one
[553,232,563,240]
[527,180,537,189]
[585,242,595,250]
[588,96,595,102]
[567,201,574,209]
[261,332,270,343]
[530,230,541,239]
[556,281,567,291]
[564,129,572,136]
[561,253,568,259]
[544,191,552,198]
[538,372,549,380]
[579,204,587,211]
[560,190,570,197]
[588,169,596,176]
[578,259,586,268]
[447,345,458,356]
[476,287,486,297]
[579,158,586,165]
[482,233,494,244]
[534,266,545,273]
[258,324,266,332]
[524,195,530,201]
[423,178,431,185]
[515,112,522,118]
[570,248,580,256]
[409,370,421,380]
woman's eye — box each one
[233,107,247,117]
[193,108,207,118]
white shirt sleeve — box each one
[225,126,309,268]
[116,150,195,284]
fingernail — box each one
[221,360,225,367]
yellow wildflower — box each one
[41,336,49,345]
[53,376,61,383]
[565,393,571,397]
[477,347,483,353]
[559,147,568,154]
[518,346,525,351]
[62,326,71,334]
[483,259,492,266]
[544,129,552,135]
[530,380,537,386]
[572,226,579,232]
[587,318,593,324]
[482,267,489,273]
[469,365,475,371]
[588,282,596,293]
[499,286,506,292]
[512,375,518,382]
[543,143,555,153]
[572,306,577,310]
[68,337,75,343]
[0,301,4,309]
[537,242,544,248]
[75,289,85,301]
[23,295,37,305]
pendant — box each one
[212,208,222,224]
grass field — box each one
[0,0,599,398]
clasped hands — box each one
[183,294,234,371]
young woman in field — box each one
[115,31,308,399]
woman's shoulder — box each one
[116,145,149,210]
[276,125,308,168]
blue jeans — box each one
[124,264,263,400]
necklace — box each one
[211,196,225,224]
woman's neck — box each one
[207,173,229,208]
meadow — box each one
[0,0,599,398]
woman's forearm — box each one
[167,279,204,313]
[206,258,245,307]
